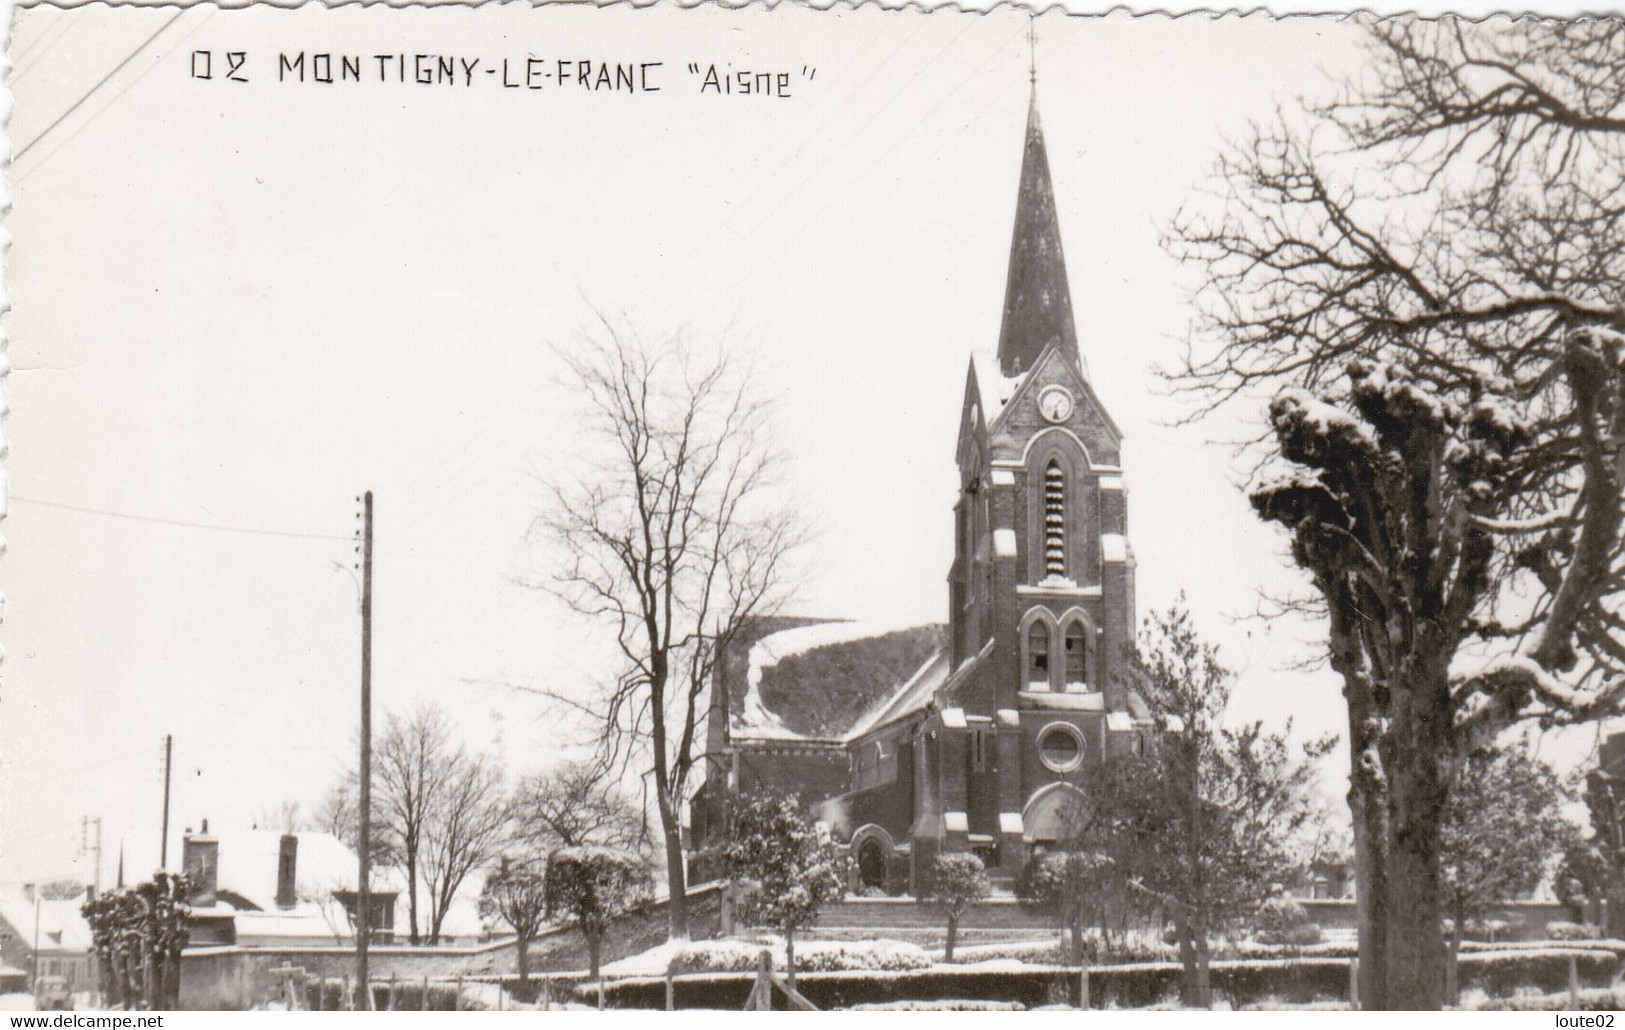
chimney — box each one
[182,825,219,907]
[276,834,298,910]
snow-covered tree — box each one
[927,853,990,961]
[1440,747,1577,1002]
[544,846,649,993]
[1018,847,1117,967]
[480,856,550,982]
[724,791,844,985]
[82,872,189,1010]
[1170,19,1625,1008]
[534,319,804,939]
[1093,601,1328,1006]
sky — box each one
[3,3,1601,886]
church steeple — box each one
[995,84,1081,378]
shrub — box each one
[1251,898,1322,947]
[1473,987,1625,1012]
[668,936,931,974]
[1547,921,1605,941]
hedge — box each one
[584,949,1622,1010]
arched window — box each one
[1064,622,1087,689]
[1043,460,1067,578]
[1028,621,1050,689]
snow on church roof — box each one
[730,619,949,741]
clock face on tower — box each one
[1038,385,1074,423]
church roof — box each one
[728,619,949,741]
[996,87,1083,380]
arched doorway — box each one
[858,838,887,890]
[1022,782,1088,845]
[849,825,895,893]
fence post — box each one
[1348,957,1359,1011]
[455,974,464,1012]
[1570,954,1582,1007]
[421,976,429,1012]
[1078,966,1090,1010]
[665,968,675,1011]
[388,972,397,1012]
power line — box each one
[13,9,185,163]
[12,495,353,541]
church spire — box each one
[995,74,1081,378]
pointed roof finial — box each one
[995,51,1083,379]
[1028,15,1037,86]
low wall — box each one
[178,886,723,1010]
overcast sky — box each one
[4,4,1598,886]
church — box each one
[694,83,1153,895]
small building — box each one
[113,825,489,948]
[115,825,400,947]
[0,885,97,992]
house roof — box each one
[0,891,93,953]
[113,830,400,910]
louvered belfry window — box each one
[1044,460,1067,577]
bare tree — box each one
[531,316,802,939]
[421,751,508,945]
[315,781,396,869]
[372,703,459,945]
[1169,18,1625,1009]
[509,761,647,856]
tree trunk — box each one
[1445,918,1462,1007]
[1194,933,1212,1010]
[517,937,531,982]
[1338,623,1390,1012]
[1379,711,1448,1011]
[660,817,689,941]
[945,914,958,962]
[1175,919,1200,1008]
[1068,922,1084,966]
[786,928,797,989]
[1350,778,1390,1010]
[587,931,602,983]
[406,859,421,945]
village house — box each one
[0,885,97,994]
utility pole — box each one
[80,816,103,896]
[356,491,374,1007]
[160,734,173,868]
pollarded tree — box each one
[1249,353,1621,1008]
[544,845,649,1000]
[724,791,845,986]
[479,856,550,982]
[82,872,190,1010]
[1170,19,1625,1009]
[928,852,990,962]
[535,318,804,940]
[1439,747,1577,1003]
[1097,601,1330,1006]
